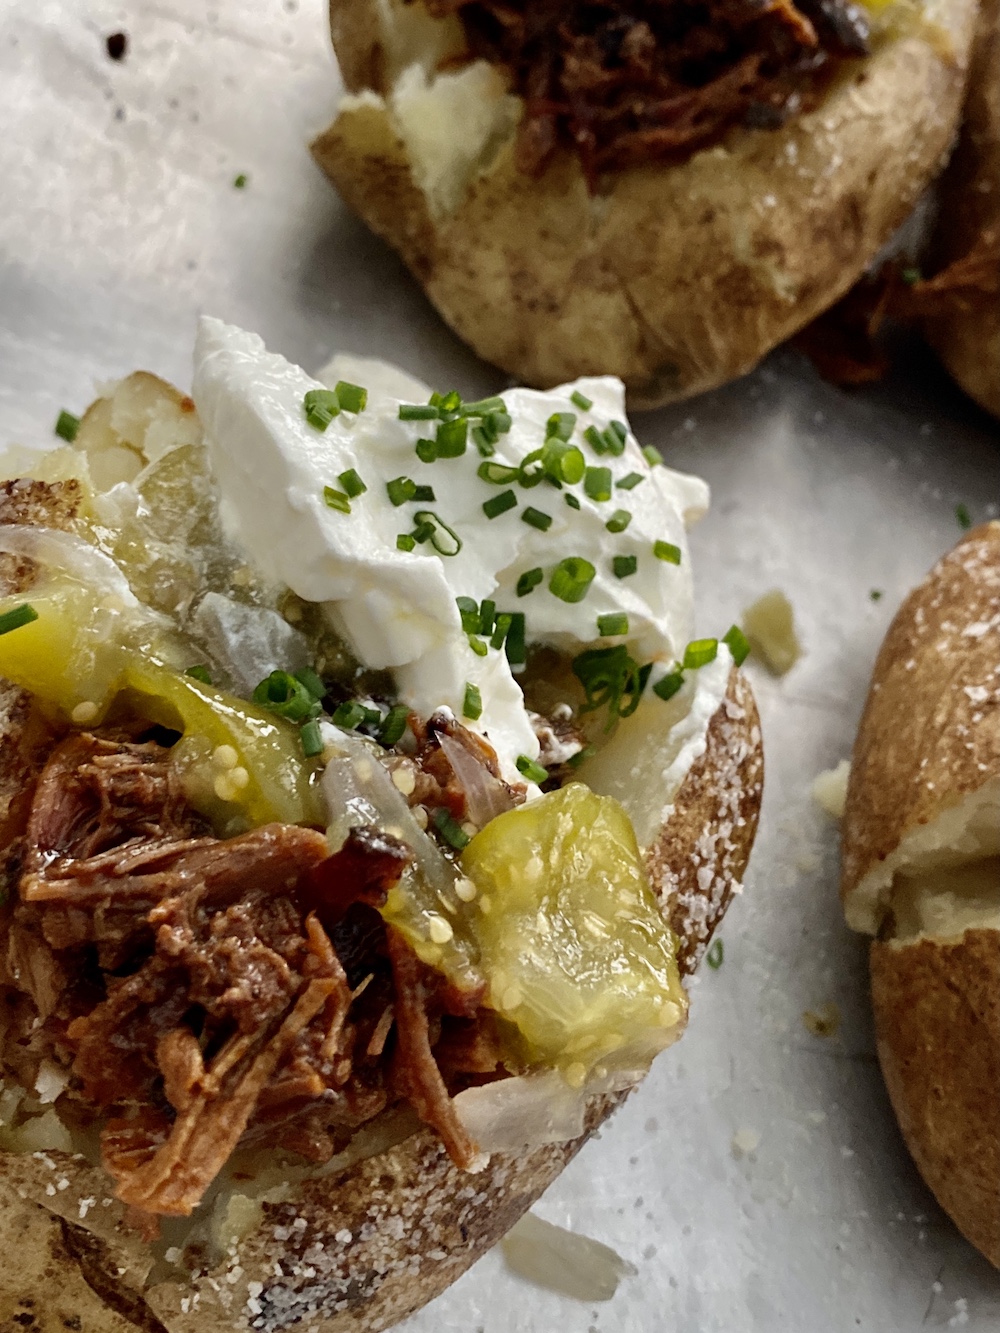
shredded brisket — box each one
[423,0,870,181]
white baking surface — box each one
[1,3,999,1330]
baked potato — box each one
[311,0,978,409]
[841,520,1000,1268]
[0,343,762,1331]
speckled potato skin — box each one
[312,3,977,408]
[926,0,1000,419]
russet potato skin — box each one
[313,2,978,407]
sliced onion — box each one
[437,731,513,829]
[0,525,138,606]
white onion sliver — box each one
[0,525,138,606]
[437,731,513,828]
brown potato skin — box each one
[313,6,977,407]
[925,0,1000,419]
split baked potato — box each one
[312,0,978,408]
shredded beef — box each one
[423,0,870,181]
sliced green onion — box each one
[516,567,544,597]
[597,612,629,637]
[722,624,751,667]
[54,411,80,443]
[521,506,552,532]
[654,540,681,564]
[504,612,526,666]
[387,476,417,506]
[956,502,973,530]
[468,634,488,657]
[642,445,662,467]
[550,556,595,603]
[338,468,367,498]
[253,670,318,722]
[463,682,483,721]
[377,703,411,747]
[462,395,506,417]
[472,425,496,457]
[483,489,517,519]
[433,806,471,850]
[399,403,440,421]
[652,667,685,702]
[397,533,416,552]
[294,667,326,700]
[584,467,612,502]
[478,599,496,635]
[478,461,519,485]
[456,596,480,633]
[300,719,324,757]
[323,486,351,514]
[546,412,576,442]
[541,438,585,485]
[613,554,637,579]
[584,424,607,455]
[304,389,340,431]
[490,613,512,651]
[335,381,368,414]
[565,493,581,511]
[616,472,644,491]
[413,510,461,556]
[516,754,549,785]
[184,664,212,685]
[488,410,512,436]
[572,644,650,726]
[435,417,468,458]
[568,744,597,768]
[518,448,545,488]
[570,390,593,411]
[683,638,719,670]
[606,509,631,533]
[706,939,724,969]
[415,438,437,463]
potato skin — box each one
[313,5,977,407]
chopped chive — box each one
[294,667,326,700]
[652,668,684,701]
[609,421,627,445]
[338,468,367,498]
[472,425,496,457]
[613,554,638,579]
[597,612,629,637]
[584,467,612,502]
[521,506,552,532]
[432,806,471,850]
[517,567,544,597]
[478,461,519,485]
[901,267,922,286]
[413,510,461,556]
[397,533,416,552]
[323,486,351,514]
[606,509,631,533]
[565,493,581,510]
[956,502,972,530]
[415,437,438,463]
[869,588,883,602]
[518,449,545,488]
[540,438,585,486]
[304,388,340,431]
[233,173,248,189]
[430,389,462,415]
[504,611,526,666]
[399,403,440,421]
[478,599,496,635]
[253,670,318,722]
[516,754,549,785]
[490,612,513,650]
[722,624,751,667]
[387,476,417,506]
[571,390,593,411]
[54,410,80,443]
[300,718,324,757]
[572,644,650,725]
[462,395,505,416]
[412,519,435,544]
[488,410,512,436]
[335,381,367,414]
[378,703,411,747]
[483,489,517,519]
[435,417,468,457]
[653,540,681,564]
[546,412,576,442]
[706,938,724,969]
[568,744,596,768]
[584,424,607,454]
[463,682,483,721]
[642,445,662,467]
[456,596,480,633]
[550,556,596,604]
[411,484,434,502]
[468,634,488,656]
[616,472,644,491]
[332,700,367,729]
[599,427,625,457]
[184,664,212,685]
[683,638,719,670]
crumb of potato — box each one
[742,589,802,675]
[802,1002,841,1038]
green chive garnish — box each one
[332,700,367,729]
[387,476,417,506]
[613,554,637,579]
[294,667,325,699]
[377,703,410,747]
[184,664,212,685]
[516,754,549,785]
[433,806,471,850]
[706,939,724,969]
[456,596,480,633]
[722,624,751,667]
[573,645,651,725]
[521,506,552,532]
[462,395,506,417]
[518,449,545,488]
[253,670,320,722]
[601,425,626,457]
[505,612,526,665]
[472,425,496,457]
[490,613,513,650]
[463,682,483,721]
[616,472,644,491]
[338,468,367,498]
[571,390,593,411]
[546,412,576,442]
[584,425,607,455]
[54,411,80,443]
[483,489,517,519]
[399,403,440,421]
[415,437,438,463]
[413,510,461,556]
[584,467,612,502]
[517,567,544,597]
[642,445,661,467]
[468,635,488,656]
[435,417,468,457]
[654,540,681,564]
[233,173,248,189]
[652,668,684,701]
[488,410,512,435]
[479,599,496,635]
[565,493,581,510]
[300,719,324,757]
[541,439,585,485]
[550,556,596,604]
[870,588,883,602]
[606,509,631,533]
[683,638,719,669]
[598,612,629,637]
[568,744,596,768]
[304,389,340,431]
[412,519,435,544]
[478,461,519,485]
[901,267,922,287]
[335,381,367,414]
[956,502,972,530]
[414,484,435,502]
[430,389,462,416]
[397,533,416,551]
[323,486,351,514]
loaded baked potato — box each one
[0,327,762,1331]
[312,0,978,408]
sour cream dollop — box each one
[192,318,708,782]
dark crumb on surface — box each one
[105,31,128,60]
[234,173,248,188]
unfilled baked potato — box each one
[312,0,978,408]
[0,369,763,1331]
[842,521,1000,1268]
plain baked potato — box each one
[841,520,1000,1268]
[0,371,763,1331]
[312,0,978,409]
